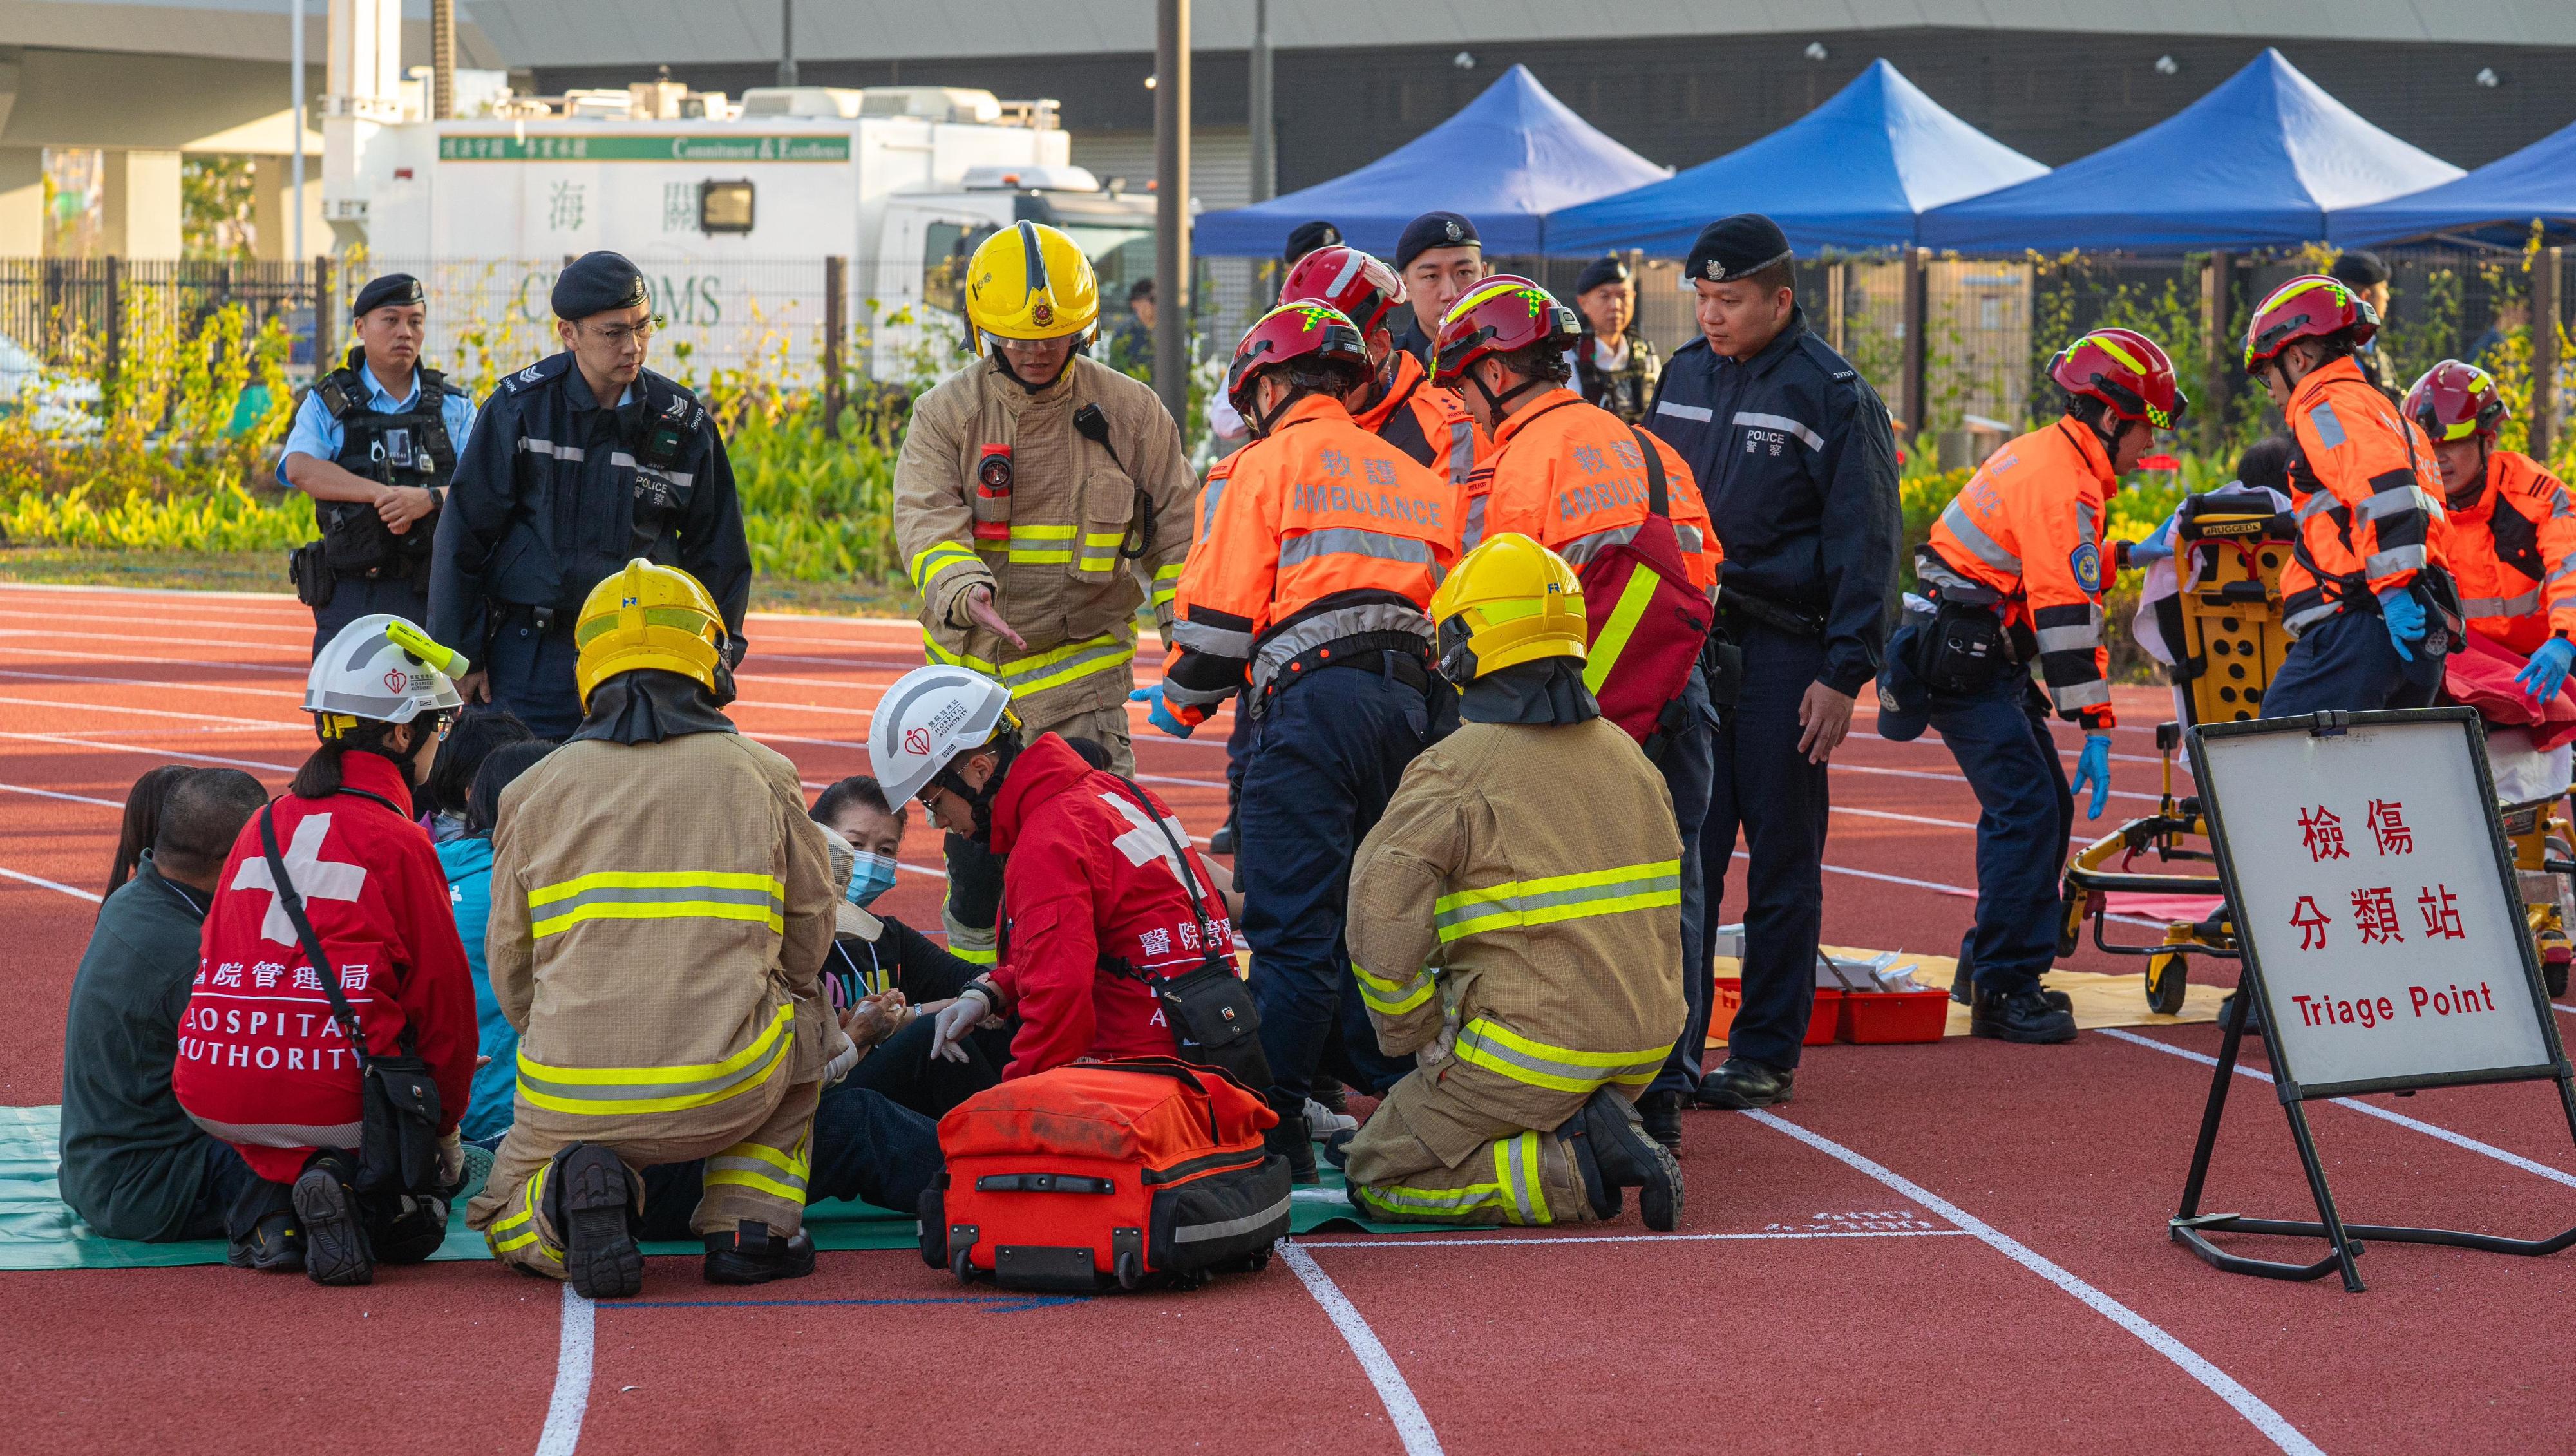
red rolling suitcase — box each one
[918,1057,1291,1292]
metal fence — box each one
[0,258,319,374]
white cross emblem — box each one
[229,813,369,946]
[1099,792,1195,892]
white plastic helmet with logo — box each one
[869,665,1014,809]
[307,614,468,724]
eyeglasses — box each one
[585,316,666,347]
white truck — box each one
[351,86,1157,381]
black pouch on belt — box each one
[289,540,336,608]
[1701,632,1745,710]
[1913,581,2014,695]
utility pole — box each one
[431,0,455,118]
[1247,0,1274,203]
[2535,247,2563,463]
[778,0,798,88]
[1153,0,1191,424]
[291,0,306,264]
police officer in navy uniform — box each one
[1385,212,1487,369]
[278,273,478,655]
[1643,214,1901,1110]
[430,251,752,738]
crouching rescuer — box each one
[466,560,838,1297]
[1335,534,1687,1229]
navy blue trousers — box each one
[1647,667,1718,1097]
[310,572,430,658]
[1931,676,2074,996]
[2262,607,2441,719]
[1700,626,1832,1072]
[482,618,586,739]
[1241,660,1452,1110]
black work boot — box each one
[705,1220,817,1285]
[1636,1089,1684,1151]
[292,1155,374,1287]
[551,1144,643,1299]
[1321,1129,1356,1171]
[1265,1106,1317,1184]
[1971,985,2079,1044]
[1696,1057,1795,1109]
[226,1209,305,1273]
[1576,1087,1682,1231]
[1564,1124,1622,1222]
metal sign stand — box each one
[2172,708,2576,1292]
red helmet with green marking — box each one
[2243,274,2379,373]
[2050,327,2188,430]
[1431,274,1580,386]
[2404,359,2508,443]
[1224,301,1370,427]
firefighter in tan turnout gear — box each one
[893,220,1198,965]
[1335,534,1688,1229]
[467,560,840,1298]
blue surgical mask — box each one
[846,852,898,910]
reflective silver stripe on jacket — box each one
[2308,401,2347,450]
[2460,589,2542,618]
[2549,560,2576,586]
[1276,527,1437,572]
[1558,522,1642,567]
[1447,420,1476,486]
[2050,679,2112,710]
[1171,1191,1294,1244]
[2285,600,2342,634]
[2036,619,2103,654]
[1654,401,1713,422]
[1249,601,1433,696]
[1732,410,1824,451]
[1461,493,1489,551]
[1937,498,2022,574]
[519,438,585,461]
[1676,523,1705,556]
[1199,475,1227,539]
[189,1115,365,1150]
[2365,545,2427,577]
[2295,491,2338,523]
[2356,484,2437,522]
[2076,499,2099,546]
[1171,618,1256,658]
[1164,679,1235,710]
[606,450,695,488]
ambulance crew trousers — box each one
[471,1074,821,1279]
[1644,668,1719,1100]
[1243,656,1455,1112]
[310,573,430,659]
[1341,1062,1607,1227]
[2260,607,2442,720]
[940,702,1135,964]
[1224,697,1256,811]
[1929,676,2073,999]
[1701,625,1832,1072]
[640,1080,942,1238]
[481,612,585,739]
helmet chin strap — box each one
[1468,363,1547,421]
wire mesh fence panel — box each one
[0,259,317,373]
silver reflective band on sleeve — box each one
[2293,491,2338,523]
[1676,523,1705,556]
[1448,420,1475,486]
[1164,679,1235,710]
[1171,1191,1294,1244]
[2458,589,2540,618]
[1936,500,2023,574]
[2549,562,2576,587]
[1171,618,1256,657]
[2284,600,2340,634]
[2076,500,2098,545]
[1655,401,1714,422]
[2364,545,2427,576]
[2356,484,2436,522]
[1732,411,1824,451]
[2308,401,2347,450]
[1558,522,1642,567]
[188,1116,365,1150]
[1199,477,1227,538]
[1276,527,1436,571]
[2050,679,2112,709]
[1461,493,1489,551]
[2035,624,2101,654]
[519,437,585,461]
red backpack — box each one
[1580,426,1714,744]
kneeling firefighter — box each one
[467,560,838,1298]
[1879,328,2184,1044]
[1337,534,1687,1229]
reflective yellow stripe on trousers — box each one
[1452,1018,1669,1094]
[516,1003,795,1116]
[486,1159,555,1258]
[705,1135,812,1205]
[1434,860,1681,943]
[1350,1131,1549,1225]
[923,629,1136,700]
[529,870,786,938]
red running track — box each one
[4,583,2575,1455]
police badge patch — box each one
[2070,541,2103,596]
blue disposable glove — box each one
[2377,586,2425,663]
[2123,511,2179,566]
[2518,637,2576,703]
[2073,733,2113,821]
[1128,683,1195,739]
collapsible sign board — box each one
[2175,708,2576,1291]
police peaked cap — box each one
[1574,255,1633,296]
[1396,211,1479,272]
[552,251,650,320]
[1686,214,1794,285]
[1283,219,1343,266]
[350,272,424,317]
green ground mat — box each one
[0,1106,1418,1271]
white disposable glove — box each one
[435,1128,465,1189]
[933,987,996,1064]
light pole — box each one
[779,0,798,88]
[1153,0,1191,424]
[1248,0,1273,203]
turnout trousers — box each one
[1645,668,1719,1099]
[1341,1061,1616,1227]
[940,701,1135,965]
[469,1072,821,1279]
[1242,658,1453,1111]
[1931,675,2074,997]
[1701,625,1832,1072]
[2260,607,2442,719]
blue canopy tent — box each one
[1920,48,2461,254]
[2331,116,2576,247]
[1546,60,2047,255]
[1193,65,1668,259]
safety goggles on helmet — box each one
[1280,245,1405,339]
[2243,274,2378,373]
[572,559,734,710]
[2050,327,2188,430]
[1431,276,1580,389]
[2405,359,2508,443]
[1224,302,1372,434]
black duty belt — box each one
[1716,589,1824,640]
[1260,632,1434,706]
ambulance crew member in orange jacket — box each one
[2407,360,2576,702]
[1431,275,1720,1153]
[1878,330,2186,1045]
[2242,275,2456,717]
[1130,302,1463,1180]
[176,614,477,1286]
[1278,244,1482,501]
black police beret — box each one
[2330,249,2389,288]
[1283,220,1343,265]
[551,251,650,321]
[1575,255,1633,296]
[350,273,424,317]
[1396,211,1479,272]
[1685,214,1795,285]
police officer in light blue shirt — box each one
[279,272,478,656]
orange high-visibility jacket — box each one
[2279,355,2449,634]
[1350,350,1482,500]
[1473,388,1719,592]
[1923,419,2119,728]
[2439,449,2576,656]
[1165,393,1462,715]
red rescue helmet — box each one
[1280,245,1405,339]
[1224,301,1370,428]
[2404,359,2508,444]
[2242,274,2379,374]
[2050,327,2188,430]
[1432,274,1580,386]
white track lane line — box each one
[1837,760,2164,804]
[1723,850,2170,931]
[0,608,307,637]
[0,732,296,773]
[1298,1228,1974,1249]
[1742,1109,2324,1456]
[6,663,877,722]
[0,865,102,902]
[2098,1027,2576,1191]
[1,782,120,808]
[1276,1242,1442,1456]
[0,580,299,604]
[535,1283,596,1456]
[0,668,298,699]
[0,695,298,730]
[2,645,300,674]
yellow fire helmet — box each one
[573,558,734,709]
[964,220,1099,355]
[1428,532,1589,685]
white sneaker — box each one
[1305,1099,1358,1138]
